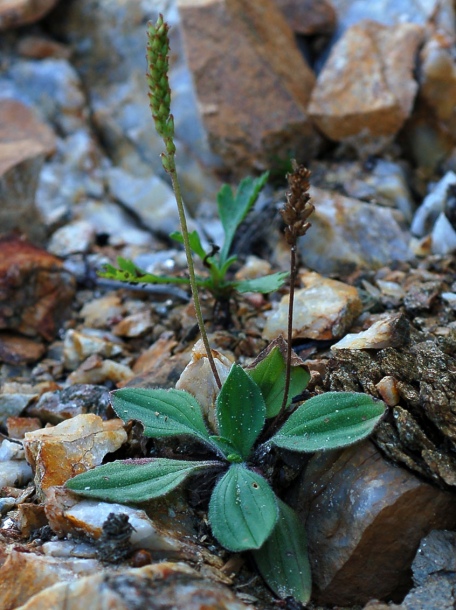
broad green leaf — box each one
[66,458,217,503]
[270,392,386,452]
[253,499,311,603]
[170,230,207,261]
[247,344,310,418]
[111,388,214,448]
[235,271,289,294]
[209,463,278,551]
[216,364,266,459]
[217,172,269,265]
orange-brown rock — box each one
[23,414,127,499]
[17,35,72,59]
[0,548,100,610]
[0,99,56,242]
[308,20,424,153]
[178,0,321,174]
[6,416,42,439]
[263,270,362,341]
[293,441,456,605]
[0,332,46,365]
[0,234,76,341]
[274,0,336,35]
[418,32,456,141]
[0,0,59,31]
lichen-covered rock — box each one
[28,384,112,425]
[324,336,456,487]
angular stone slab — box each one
[308,20,423,153]
[178,0,321,173]
[293,441,456,605]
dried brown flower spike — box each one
[281,162,314,246]
[279,162,314,415]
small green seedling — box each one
[66,343,385,603]
[99,171,289,302]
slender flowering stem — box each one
[278,163,314,417]
[146,15,221,388]
[166,154,221,388]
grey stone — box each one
[5,59,88,135]
[298,187,412,275]
[412,530,456,586]
[106,167,180,236]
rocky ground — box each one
[1,0,456,609]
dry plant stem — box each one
[280,244,297,415]
[277,163,314,420]
[166,155,222,389]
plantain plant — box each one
[66,343,385,602]
[65,15,387,605]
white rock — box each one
[376,376,400,407]
[331,313,409,350]
[431,212,456,254]
[63,329,123,370]
[0,461,33,488]
[441,292,456,309]
[63,500,180,552]
[411,171,456,237]
[298,187,412,275]
[176,339,233,432]
[48,220,95,257]
[41,540,98,559]
[78,199,153,247]
[0,439,26,461]
[234,255,272,281]
[0,549,101,610]
[13,562,249,610]
[112,310,153,338]
[23,414,127,498]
